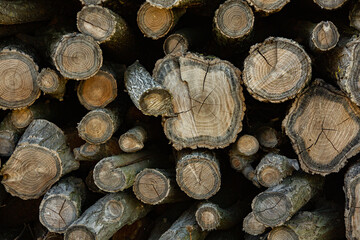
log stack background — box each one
[0,0,358,239]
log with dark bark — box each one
[213,0,254,46]
[119,126,147,153]
[146,0,205,9]
[246,0,290,15]
[133,168,186,205]
[125,61,174,117]
[153,53,245,150]
[350,1,360,32]
[65,192,151,240]
[79,0,107,5]
[74,138,121,161]
[255,153,299,188]
[256,126,281,149]
[0,44,40,109]
[93,150,163,192]
[250,173,324,227]
[267,208,343,240]
[137,2,186,40]
[176,150,221,200]
[243,212,266,236]
[37,68,68,101]
[0,119,79,200]
[0,113,25,157]
[242,37,312,103]
[77,107,122,145]
[313,0,348,10]
[39,177,86,233]
[283,79,360,175]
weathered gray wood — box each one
[1,119,79,200]
[39,177,86,233]
[146,0,205,9]
[243,212,266,236]
[246,0,290,14]
[119,126,147,153]
[74,138,121,161]
[313,0,348,10]
[345,162,360,240]
[65,192,151,240]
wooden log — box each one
[133,168,186,205]
[246,0,290,15]
[37,68,68,101]
[39,177,86,233]
[243,212,266,236]
[74,138,121,161]
[0,113,25,157]
[146,0,205,9]
[255,153,299,188]
[256,126,280,149]
[235,134,259,157]
[153,53,245,150]
[119,126,147,153]
[93,150,163,192]
[79,0,108,5]
[176,150,221,200]
[77,5,136,58]
[77,107,121,145]
[0,119,79,200]
[251,173,324,227]
[0,44,40,109]
[242,37,312,103]
[267,209,343,240]
[283,79,360,175]
[125,61,173,117]
[195,201,243,231]
[11,101,53,129]
[0,0,59,25]
[313,0,348,10]
[350,2,360,32]
[163,27,206,56]
[213,0,254,46]
[309,21,339,52]
[137,2,186,40]
[64,192,151,240]
[344,162,360,239]
[159,205,208,240]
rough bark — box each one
[313,0,348,10]
[137,2,186,40]
[119,126,147,153]
[350,1,360,32]
[176,149,221,200]
[37,68,68,101]
[125,61,173,117]
[79,0,108,5]
[64,192,151,240]
[243,212,266,236]
[283,79,360,175]
[133,168,186,205]
[0,113,25,157]
[243,37,312,103]
[159,205,208,240]
[77,107,122,145]
[256,126,280,149]
[268,208,343,240]
[153,53,245,150]
[246,0,290,14]
[93,150,163,192]
[74,138,121,161]
[39,177,86,233]
[255,153,299,188]
[213,0,254,46]
[146,0,205,9]
[0,44,40,109]
[0,119,79,200]
[251,173,324,227]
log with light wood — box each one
[77,107,122,145]
[243,212,266,236]
[309,21,339,52]
[153,52,245,150]
[250,173,324,227]
[246,0,290,15]
[255,153,299,188]
[0,119,79,200]
[74,138,121,161]
[119,126,147,153]
[283,79,360,175]
[176,149,221,200]
[242,37,312,103]
[93,150,163,192]
[213,0,254,46]
[350,1,360,32]
[37,68,68,101]
[64,192,151,240]
[39,177,86,233]
[313,0,348,10]
[146,0,205,9]
[159,205,208,240]
[137,2,186,40]
[79,0,107,5]
[256,126,280,149]
[267,208,343,240]
[125,61,174,117]
[133,168,186,205]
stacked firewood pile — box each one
[0,0,360,239]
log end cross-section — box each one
[154,53,245,150]
[283,79,360,175]
[310,21,339,52]
[243,37,312,103]
[246,0,290,14]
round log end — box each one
[163,33,188,55]
[247,0,290,14]
[140,88,173,116]
[11,108,33,129]
[313,0,348,10]
[243,212,266,235]
[146,0,180,9]
[311,21,339,51]
[37,68,61,93]
[236,134,259,156]
[256,127,278,148]
[65,226,95,240]
[257,166,281,187]
[93,160,126,192]
[53,33,103,80]
[195,203,221,230]
[268,226,298,240]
